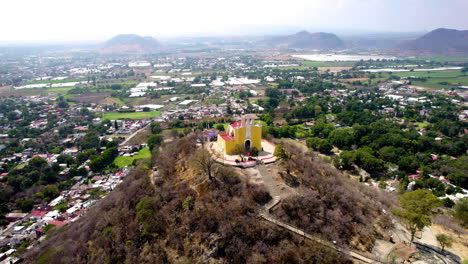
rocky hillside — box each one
[265,30,345,49]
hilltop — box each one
[265,30,345,49]
[22,136,393,263]
[100,34,161,53]
[395,28,468,55]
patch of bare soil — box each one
[390,243,418,261]
[124,126,151,146]
[431,224,468,260]
[339,78,369,83]
[72,92,112,104]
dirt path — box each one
[257,164,296,199]
[253,163,383,263]
[259,199,383,263]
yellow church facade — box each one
[217,116,262,155]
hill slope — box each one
[100,34,161,53]
[22,136,393,263]
[396,28,468,55]
[265,31,345,49]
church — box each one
[217,115,262,155]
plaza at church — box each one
[207,115,276,167]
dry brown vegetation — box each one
[123,125,151,146]
[272,140,396,251]
[432,215,468,259]
[23,136,351,264]
[71,92,112,104]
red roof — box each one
[409,174,420,180]
[219,133,235,141]
[230,121,242,128]
[47,220,68,227]
[32,210,48,218]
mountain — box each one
[342,32,424,49]
[100,34,161,53]
[395,28,468,55]
[264,30,345,49]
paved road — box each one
[120,123,149,146]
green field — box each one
[411,79,468,89]
[408,56,468,63]
[410,75,468,89]
[102,111,161,120]
[23,78,87,85]
[300,61,355,67]
[63,94,78,99]
[276,66,311,70]
[415,122,430,130]
[113,147,151,167]
[384,70,463,78]
[301,61,331,67]
[379,70,468,89]
[11,87,74,96]
[108,97,126,106]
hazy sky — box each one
[2,0,468,42]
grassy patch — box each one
[415,122,430,130]
[384,70,463,78]
[276,66,311,70]
[108,97,125,106]
[102,111,161,120]
[23,78,87,85]
[408,56,468,63]
[113,147,151,167]
[301,61,331,67]
[410,75,468,89]
[376,70,468,89]
[8,87,73,96]
[63,94,78,99]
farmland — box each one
[301,61,356,67]
[101,110,161,120]
[0,86,74,96]
[378,69,468,89]
[384,70,464,78]
[409,55,468,63]
[23,78,87,85]
[301,61,331,67]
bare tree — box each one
[192,149,217,180]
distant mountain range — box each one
[395,28,468,55]
[100,34,161,53]
[12,28,468,55]
[264,31,345,49]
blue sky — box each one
[2,0,467,42]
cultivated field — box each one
[0,86,72,96]
[102,111,161,120]
[71,92,113,104]
[380,70,468,89]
